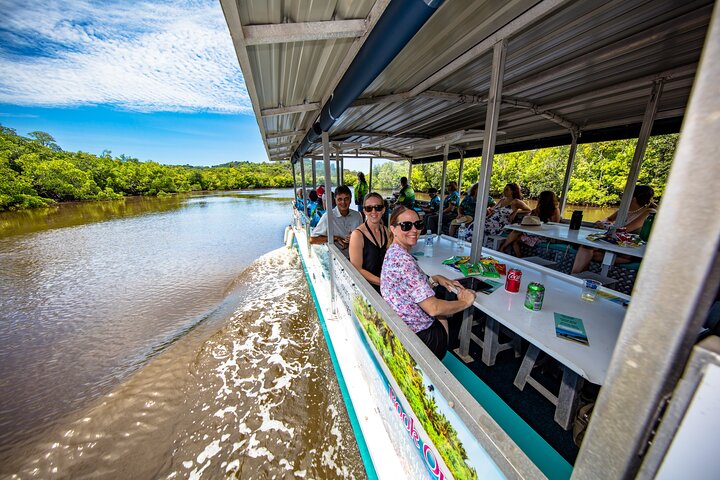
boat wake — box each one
[1,248,365,479]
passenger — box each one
[571,185,657,274]
[307,190,322,227]
[484,182,532,239]
[354,172,369,215]
[500,190,561,257]
[381,206,476,359]
[310,185,363,253]
[420,187,440,215]
[349,193,390,293]
[295,188,305,210]
[425,181,460,233]
[395,176,415,208]
[449,183,479,237]
[316,184,325,209]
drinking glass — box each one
[581,279,602,302]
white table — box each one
[505,222,646,275]
[414,235,630,428]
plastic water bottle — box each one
[425,229,434,257]
[457,223,467,250]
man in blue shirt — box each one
[425,182,460,233]
[421,188,441,214]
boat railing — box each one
[324,242,544,479]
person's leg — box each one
[572,246,598,274]
[512,239,522,258]
[438,317,449,335]
[500,231,520,255]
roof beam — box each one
[242,19,367,46]
[502,96,578,131]
[260,102,321,117]
[265,130,305,139]
[340,130,431,140]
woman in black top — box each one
[349,192,390,292]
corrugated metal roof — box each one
[221,0,713,162]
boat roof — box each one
[221,0,714,163]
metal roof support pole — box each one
[573,8,720,476]
[335,153,341,187]
[299,157,310,244]
[321,131,337,310]
[311,159,317,188]
[470,39,507,263]
[614,79,664,228]
[559,129,579,216]
[340,156,344,187]
[291,160,298,196]
[457,150,465,195]
[457,40,507,362]
[407,159,413,184]
[369,157,374,192]
[436,143,450,236]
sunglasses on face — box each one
[393,220,424,231]
[363,204,384,212]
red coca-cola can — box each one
[505,269,522,293]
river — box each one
[0,190,365,479]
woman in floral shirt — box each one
[380,206,476,359]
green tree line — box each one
[362,134,677,206]
[0,126,293,211]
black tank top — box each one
[360,222,388,289]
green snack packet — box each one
[442,255,470,265]
[459,262,500,278]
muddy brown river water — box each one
[0,190,365,479]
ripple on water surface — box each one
[1,248,366,479]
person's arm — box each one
[595,209,618,228]
[419,276,475,317]
[509,199,532,222]
[550,207,561,223]
[309,214,346,246]
[349,230,380,285]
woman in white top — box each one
[571,185,657,274]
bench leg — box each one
[555,368,584,430]
[481,317,502,366]
[453,309,474,363]
[513,344,541,390]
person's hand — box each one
[435,275,460,291]
[336,236,349,248]
[457,288,476,307]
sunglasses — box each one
[363,204,384,212]
[393,220,424,231]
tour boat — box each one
[222,1,720,478]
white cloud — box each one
[0,0,251,114]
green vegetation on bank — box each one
[2,123,677,211]
[0,126,292,211]
[360,134,677,206]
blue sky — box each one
[0,0,269,166]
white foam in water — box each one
[169,248,363,478]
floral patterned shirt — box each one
[380,244,435,333]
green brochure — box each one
[554,313,589,346]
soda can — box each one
[505,269,522,293]
[524,282,545,311]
